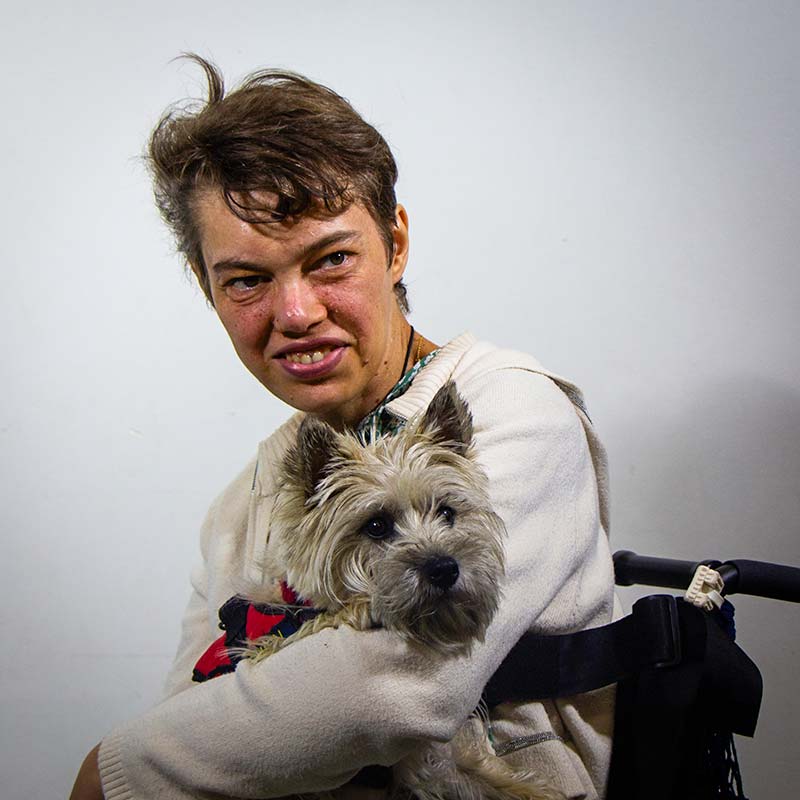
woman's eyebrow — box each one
[211,258,267,275]
[210,230,362,275]
[304,229,361,255]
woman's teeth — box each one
[285,348,332,365]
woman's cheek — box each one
[318,288,362,326]
[219,300,273,348]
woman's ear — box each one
[389,204,410,284]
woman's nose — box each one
[273,279,326,333]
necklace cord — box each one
[400,325,415,381]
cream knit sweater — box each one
[98,333,616,800]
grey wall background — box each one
[1,1,798,797]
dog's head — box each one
[274,382,506,654]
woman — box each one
[71,56,616,800]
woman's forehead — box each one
[195,189,379,263]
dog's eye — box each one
[362,513,395,540]
[438,505,456,525]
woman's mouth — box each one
[284,346,335,365]
[277,343,347,378]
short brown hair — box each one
[147,54,408,311]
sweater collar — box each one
[382,332,476,422]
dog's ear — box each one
[284,416,342,498]
[420,382,473,455]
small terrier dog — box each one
[247,382,558,800]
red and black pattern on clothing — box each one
[192,583,318,683]
[191,586,393,789]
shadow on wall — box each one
[612,373,800,797]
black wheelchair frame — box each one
[484,551,800,800]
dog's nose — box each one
[422,556,460,590]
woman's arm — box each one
[69,744,103,800]
[96,367,613,799]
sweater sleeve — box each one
[98,367,614,800]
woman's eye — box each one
[438,505,456,525]
[362,513,395,540]
[323,251,349,267]
[226,275,265,292]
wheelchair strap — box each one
[484,594,684,706]
[484,595,763,800]
[484,595,761,736]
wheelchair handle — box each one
[613,551,800,603]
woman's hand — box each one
[69,744,104,800]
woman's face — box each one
[194,192,410,429]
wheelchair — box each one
[484,551,800,800]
